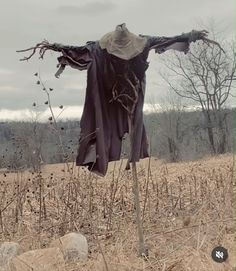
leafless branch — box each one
[16,41,57,61]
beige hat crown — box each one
[99,23,147,60]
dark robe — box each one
[55,34,191,176]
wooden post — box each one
[129,115,147,257]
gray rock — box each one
[10,247,65,271]
[50,232,88,263]
[0,242,22,270]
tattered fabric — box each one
[55,35,191,176]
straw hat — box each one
[99,23,147,60]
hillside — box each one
[0,154,235,270]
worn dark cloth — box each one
[55,34,190,176]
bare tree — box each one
[160,34,236,154]
[9,111,45,171]
[150,92,186,162]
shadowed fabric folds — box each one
[55,35,191,176]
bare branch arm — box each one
[17,40,92,77]
[16,40,63,61]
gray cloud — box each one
[0,0,235,119]
[57,2,115,16]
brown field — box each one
[0,154,235,271]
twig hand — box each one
[190,30,225,53]
[16,40,60,61]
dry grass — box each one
[0,154,235,271]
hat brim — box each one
[99,31,147,60]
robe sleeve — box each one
[51,43,93,78]
[141,31,204,54]
[147,35,190,54]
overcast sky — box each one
[0,0,235,121]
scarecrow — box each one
[17,23,222,256]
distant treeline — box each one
[0,108,235,170]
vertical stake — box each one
[129,115,147,257]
